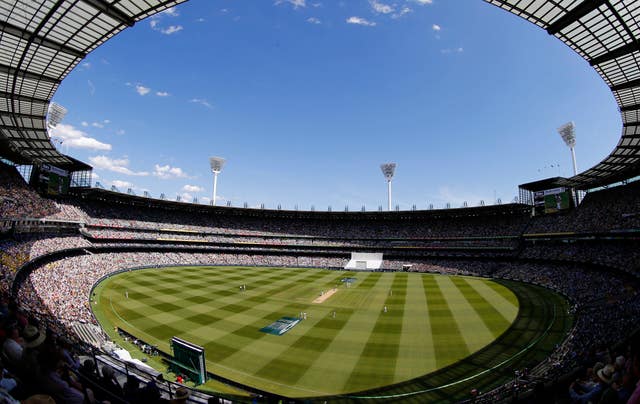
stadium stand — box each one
[0,179,637,402]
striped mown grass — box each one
[93,266,522,398]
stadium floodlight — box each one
[380,163,396,211]
[209,156,226,206]
[557,122,578,176]
[47,102,67,129]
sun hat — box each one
[597,364,614,384]
[22,325,45,348]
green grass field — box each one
[92,266,527,398]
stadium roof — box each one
[518,177,575,192]
[0,0,639,186]
[0,0,185,171]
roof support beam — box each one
[621,103,640,112]
[623,121,640,127]
[0,63,60,85]
[0,20,85,59]
[610,152,634,158]
[590,40,640,66]
[588,167,617,173]
[0,91,49,105]
[613,145,640,150]
[0,124,47,132]
[546,0,607,36]
[81,0,135,27]
[601,161,635,166]
[610,78,640,92]
[14,144,55,151]
[0,111,45,121]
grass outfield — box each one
[93,266,524,398]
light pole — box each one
[209,156,226,206]
[557,122,578,176]
[380,163,396,211]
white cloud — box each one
[136,85,151,96]
[50,124,112,151]
[432,24,441,32]
[153,164,188,179]
[89,120,110,128]
[275,0,306,9]
[413,0,433,4]
[88,80,95,96]
[156,91,170,97]
[392,6,412,19]
[150,16,183,35]
[116,129,126,135]
[162,6,179,16]
[89,156,149,176]
[81,62,91,69]
[347,16,376,26]
[111,180,133,189]
[189,98,213,109]
[307,17,321,24]
[161,25,183,35]
[181,192,194,201]
[81,121,88,127]
[182,184,204,193]
[91,172,99,180]
[370,0,393,14]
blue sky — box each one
[50,0,621,210]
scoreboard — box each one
[533,187,573,214]
[33,164,70,196]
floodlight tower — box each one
[209,156,226,206]
[380,163,397,211]
[47,102,67,129]
[557,122,578,176]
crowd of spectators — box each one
[83,225,519,251]
[525,182,640,234]
[0,163,60,219]
[0,235,90,295]
[520,241,640,275]
[73,196,532,239]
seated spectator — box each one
[2,327,23,365]
[569,364,614,403]
[100,365,122,398]
[123,374,142,403]
[0,362,17,393]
